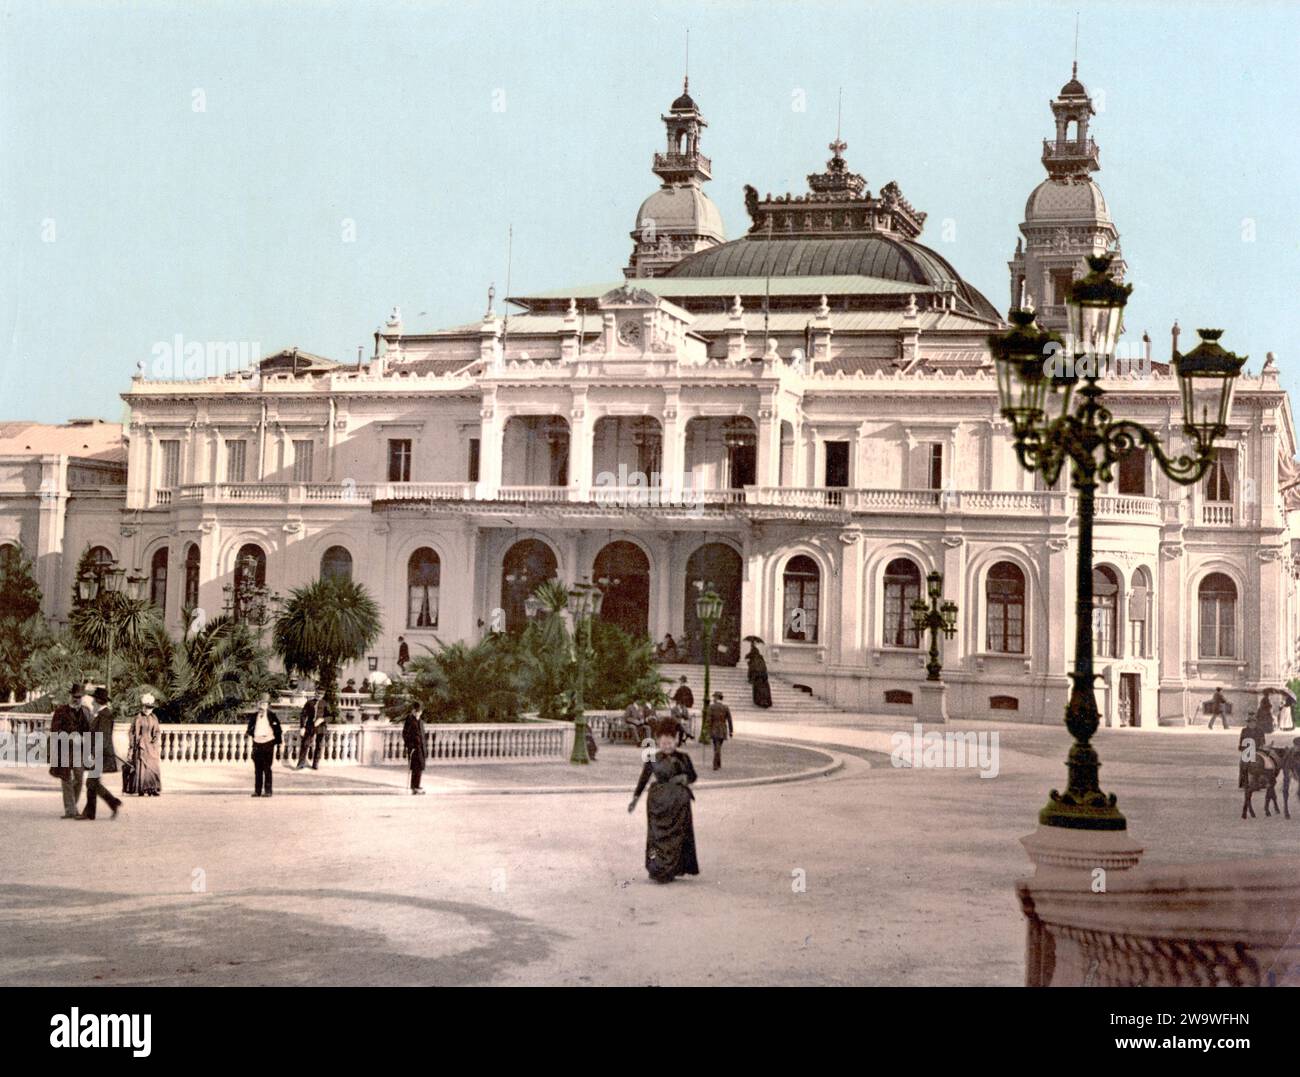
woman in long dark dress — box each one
[628,720,699,883]
[746,643,773,708]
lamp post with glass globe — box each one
[991,254,1244,832]
[695,589,724,742]
[566,579,603,764]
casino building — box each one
[12,68,1300,726]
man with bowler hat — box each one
[80,686,121,820]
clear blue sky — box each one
[3,0,1298,424]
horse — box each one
[1241,742,1300,819]
[1242,749,1281,819]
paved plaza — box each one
[2,716,1296,987]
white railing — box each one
[371,722,569,764]
[155,488,173,506]
[847,488,944,510]
[1,718,572,768]
[1202,502,1234,526]
[747,486,847,508]
[1094,494,1162,519]
[374,482,478,501]
[495,485,572,503]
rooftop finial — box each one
[684,28,689,94]
[1073,11,1079,76]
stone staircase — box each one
[657,662,849,721]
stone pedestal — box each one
[1017,823,1145,987]
[1020,823,1145,878]
[915,681,949,723]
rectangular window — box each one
[1051,269,1074,306]
[292,440,314,482]
[1205,449,1235,502]
[225,440,247,483]
[928,443,944,491]
[160,439,181,489]
[468,438,481,483]
[1117,447,1146,496]
[1199,595,1236,658]
[388,439,412,483]
[824,441,850,488]
[1128,585,1149,658]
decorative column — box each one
[809,295,833,372]
[476,395,503,500]
[661,396,685,504]
[754,403,780,490]
[568,392,592,500]
[724,296,747,361]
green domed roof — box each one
[664,235,998,319]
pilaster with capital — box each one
[568,392,592,497]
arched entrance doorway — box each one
[684,542,742,665]
[501,539,558,632]
[594,541,650,638]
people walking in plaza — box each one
[1239,717,1263,790]
[246,693,282,797]
[746,642,773,709]
[670,675,695,745]
[628,718,699,884]
[1206,687,1231,730]
[397,635,410,672]
[128,694,162,796]
[403,700,428,795]
[48,683,89,818]
[80,687,121,821]
[708,691,734,771]
[296,687,327,770]
[1256,691,1275,735]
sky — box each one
[2,0,1298,424]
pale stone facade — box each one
[11,71,1300,726]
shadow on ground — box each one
[0,883,557,987]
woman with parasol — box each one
[745,636,772,708]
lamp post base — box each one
[570,716,591,765]
[915,681,949,723]
[1020,823,1144,877]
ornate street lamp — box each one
[695,588,724,740]
[910,571,959,683]
[566,579,604,764]
[79,558,127,699]
[990,253,1244,831]
[523,593,543,620]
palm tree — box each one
[272,577,381,718]
[387,636,526,722]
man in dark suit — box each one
[403,700,428,795]
[1206,687,1231,730]
[296,687,327,770]
[49,683,89,818]
[709,691,734,771]
[397,636,410,672]
[246,693,282,797]
[80,686,121,820]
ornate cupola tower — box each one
[624,80,725,279]
[1009,65,1125,332]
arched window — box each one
[501,540,557,632]
[1198,573,1237,658]
[407,548,440,629]
[320,545,353,583]
[149,547,168,613]
[1128,567,1151,657]
[184,544,200,609]
[232,544,266,622]
[986,562,1026,654]
[883,558,922,648]
[87,546,114,572]
[1092,566,1119,658]
[783,555,820,643]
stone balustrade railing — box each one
[0,717,574,767]
[151,480,1188,525]
[1017,856,1300,986]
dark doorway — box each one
[729,443,756,489]
[1120,673,1140,728]
[825,441,850,488]
[683,542,742,665]
[594,541,651,638]
[501,539,558,632]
